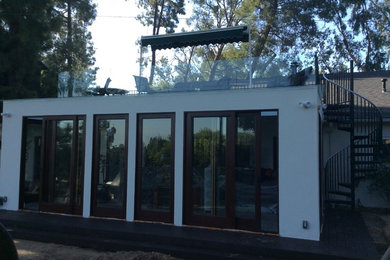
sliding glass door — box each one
[135,113,175,223]
[184,111,279,233]
[184,112,235,228]
[91,114,128,219]
[20,116,85,214]
[40,116,85,214]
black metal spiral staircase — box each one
[321,61,383,209]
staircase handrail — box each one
[322,68,383,209]
[322,73,383,122]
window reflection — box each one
[235,114,256,219]
[21,116,85,214]
[260,114,278,233]
[75,119,85,207]
[21,118,43,211]
[192,117,226,216]
[140,118,172,212]
[53,120,73,204]
[96,119,126,207]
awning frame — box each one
[140,25,249,50]
[138,25,252,86]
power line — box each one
[0,12,192,20]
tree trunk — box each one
[184,47,194,82]
[149,49,156,84]
[209,44,224,81]
[149,0,165,84]
[67,0,73,97]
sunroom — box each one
[0,26,320,241]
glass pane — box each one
[140,118,172,212]
[22,118,43,210]
[75,119,85,207]
[192,117,226,216]
[260,114,279,233]
[53,120,73,204]
[96,119,126,208]
[235,114,256,219]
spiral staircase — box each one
[321,61,383,209]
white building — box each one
[0,27,387,243]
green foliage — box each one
[182,0,318,80]
[136,0,185,35]
[369,164,390,202]
[315,0,390,72]
[43,0,97,97]
[0,0,61,99]
[134,0,186,84]
[143,136,171,167]
[170,0,390,77]
[0,0,97,99]
[193,128,226,170]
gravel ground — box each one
[14,239,180,260]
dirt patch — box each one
[361,210,390,256]
[14,239,180,260]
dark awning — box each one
[140,26,249,50]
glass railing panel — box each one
[136,53,316,93]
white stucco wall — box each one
[322,124,350,164]
[383,122,390,140]
[0,86,320,241]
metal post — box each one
[350,60,354,92]
[248,24,252,88]
[139,45,143,77]
[349,60,355,209]
[315,53,320,85]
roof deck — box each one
[58,26,319,97]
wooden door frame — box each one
[91,114,129,219]
[38,115,86,215]
[234,111,262,231]
[183,111,235,228]
[135,113,175,223]
[19,117,43,210]
[183,110,279,232]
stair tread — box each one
[354,161,379,164]
[328,190,353,197]
[338,182,352,188]
[354,152,374,156]
[338,127,352,131]
[326,199,353,205]
[353,136,369,140]
[326,104,350,109]
[354,144,377,148]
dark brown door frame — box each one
[19,117,43,210]
[32,115,86,215]
[183,111,235,228]
[135,113,175,223]
[235,111,262,231]
[183,110,278,232]
[91,114,129,219]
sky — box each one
[89,0,190,91]
[89,0,151,91]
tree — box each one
[187,0,318,80]
[316,0,390,72]
[134,0,185,83]
[188,0,243,81]
[0,0,61,99]
[43,0,97,97]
